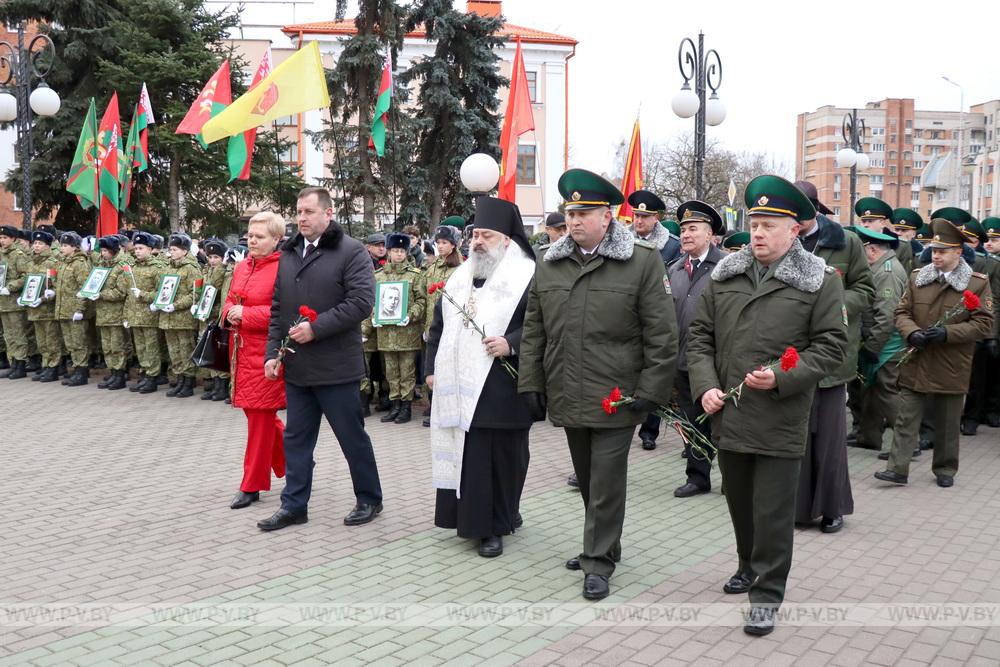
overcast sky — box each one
[314,0,1000,176]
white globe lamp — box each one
[671,86,700,119]
[0,91,16,122]
[704,95,726,126]
[836,147,858,169]
[460,153,500,193]
[29,83,60,117]
[854,152,870,171]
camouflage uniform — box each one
[363,259,426,401]
[0,242,33,363]
[422,254,463,335]
[53,250,93,369]
[25,248,60,369]
[119,254,164,378]
[92,256,128,371]
[200,262,231,381]
[157,254,202,378]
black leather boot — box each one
[97,371,115,389]
[66,366,89,387]
[201,377,218,400]
[38,366,60,383]
[212,378,229,401]
[165,375,184,397]
[376,390,391,411]
[394,400,412,424]
[380,400,401,422]
[0,353,9,370]
[129,372,147,392]
[138,376,158,394]
[7,360,26,380]
[25,355,41,372]
[106,370,128,391]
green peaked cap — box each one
[891,207,923,230]
[981,217,1000,237]
[441,215,466,229]
[660,219,680,236]
[855,196,892,220]
[723,231,750,249]
[558,168,624,210]
[930,206,971,226]
[744,175,816,222]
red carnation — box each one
[780,346,800,372]
[609,387,622,402]
[378,259,386,266]
[298,305,318,322]
[963,290,980,311]
[428,283,437,295]
[601,398,616,415]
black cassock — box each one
[426,280,533,539]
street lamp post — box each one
[942,76,964,208]
[0,24,60,230]
[671,32,724,201]
[837,109,868,224]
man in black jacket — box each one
[257,187,384,531]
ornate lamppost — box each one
[671,32,724,201]
[836,109,869,224]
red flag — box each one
[176,61,232,141]
[236,49,272,180]
[617,119,643,221]
[97,93,121,237]
[498,38,534,202]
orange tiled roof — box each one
[281,19,577,46]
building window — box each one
[889,151,897,160]
[987,184,994,198]
[516,144,537,185]
[903,151,911,161]
[906,120,913,129]
[872,143,885,153]
[890,134,897,144]
[870,175,884,186]
[889,166,897,176]
[834,174,841,188]
[274,115,299,127]
[904,166,911,176]
[525,70,538,103]
[278,142,299,163]
[905,135,912,144]
[913,175,921,186]
[12,192,21,211]
[833,190,840,200]
[914,129,923,138]
[915,161,924,169]
[890,119,897,128]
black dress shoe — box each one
[257,508,308,531]
[640,437,656,451]
[680,449,689,459]
[936,475,954,488]
[513,512,523,529]
[344,503,383,526]
[230,491,260,509]
[919,439,933,450]
[723,572,754,594]
[674,482,709,498]
[567,473,579,488]
[478,536,503,558]
[744,607,776,636]
[911,448,921,458]
[874,469,908,485]
[583,574,610,600]
[987,413,1000,428]
[565,557,581,571]
[960,419,978,436]
[877,451,890,460]
[820,516,844,533]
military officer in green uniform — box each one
[52,232,94,386]
[519,169,678,601]
[891,207,925,273]
[875,219,993,487]
[118,231,163,393]
[984,218,1000,258]
[848,226,910,456]
[25,231,60,382]
[421,224,464,426]
[688,175,847,635]
[157,234,202,398]
[0,225,33,379]
[363,232,426,424]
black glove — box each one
[523,392,547,422]
[907,330,929,349]
[627,397,658,415]
[922,325,948,344]
[986,338,1000,359]
[858,347,880,366]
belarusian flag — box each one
[97,93,122,236]
[121,104,141,208]
[65,98,99,210]
[368,51,392,157]
[176,60,250,181]
[136,82,155,170]
[232,49,272,182]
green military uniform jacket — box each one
[363,259,425,351]
[518,221,678,429]
[894,261,994,395]
[157,255,201,331]
[805,217,875,387]
[53,251,93,321]
[201,263,228,323]
[119,255,165,328]
[0,244,31,313]
[861,248,908,356]
[92,256,128,327]
[972,250,1000,337]
[422,254,462,334]
[25,249,58,322]
[687,240,848,458]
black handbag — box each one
[191,322,232,372]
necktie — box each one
[304,243,316,259]
[685,258,700,278]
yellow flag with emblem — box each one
[200,42,330,144]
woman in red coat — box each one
[223,212,287,509]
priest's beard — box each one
[470,241,508,280]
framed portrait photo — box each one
[17,273,44,307]
[77,267,112,300]
[373,280,409,326]
[193,285,218,321]
[0,263,7,290]
[152,274,180,310]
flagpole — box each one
[272,120,284,218]
[388,48,398,232]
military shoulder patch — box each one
[884,262,893,272]
[841,304,849,327]
[663,275,672,295]
[883,287,893,298]
[634,239,656,249]
[972,271,988,279]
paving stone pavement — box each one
[1,377,1000,665]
